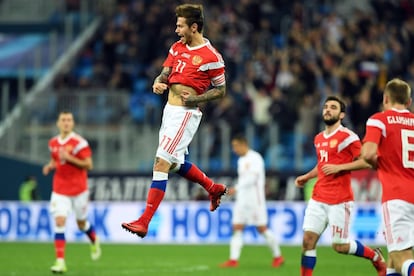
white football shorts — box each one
[382,199,414,252]
[50,190,90,220]
[156,103,202,164]
[232,200,268,226]
[303,199,354,244]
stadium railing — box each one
[0,87,315,173]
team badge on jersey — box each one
[192,55,203,65]
[329,139,338,148]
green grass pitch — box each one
[0,242,387,275]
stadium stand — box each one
[1,0,414,174]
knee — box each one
[169,163,179,173]
[153,158,171,172]
[256,226,267,234]
[77,220,86,230]
[332,243,349,254]
[389,251,413,272]
[302,233,318,251]
[390,255,404,272]
[55,216,66,227]
[302,240,314,251]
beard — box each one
[323,116,340,126]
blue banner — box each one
[0,201,385,245]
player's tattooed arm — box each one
[154,67,171,84]
[153,67,171,94]
[184,85,226,105]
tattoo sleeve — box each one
[193,85,226,104]
[154,67,171,84]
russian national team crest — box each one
[329,139,338,148]
[192,55,202,65]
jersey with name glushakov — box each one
[364,108,414,204]
[48,132,91,196]
[163,39,225,94]
[312,125,361,204]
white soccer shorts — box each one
[303,198,353,244]
[232,200,268,226]
[156,103,202,165]
[50,190,90,220]
[382,199,414,252]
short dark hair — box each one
[231,134,248,144]
[56,110,74,119]
[175,4,204,32]
[324,95,346,113]
[58,110,73,116]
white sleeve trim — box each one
[367,118,386,137]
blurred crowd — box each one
[54,0,414,160]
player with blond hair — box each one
[362,78,414,276]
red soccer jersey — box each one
[163,39,225,94]
[364,108,414,204]
[48,132,92,196]
[312,125,361,204]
